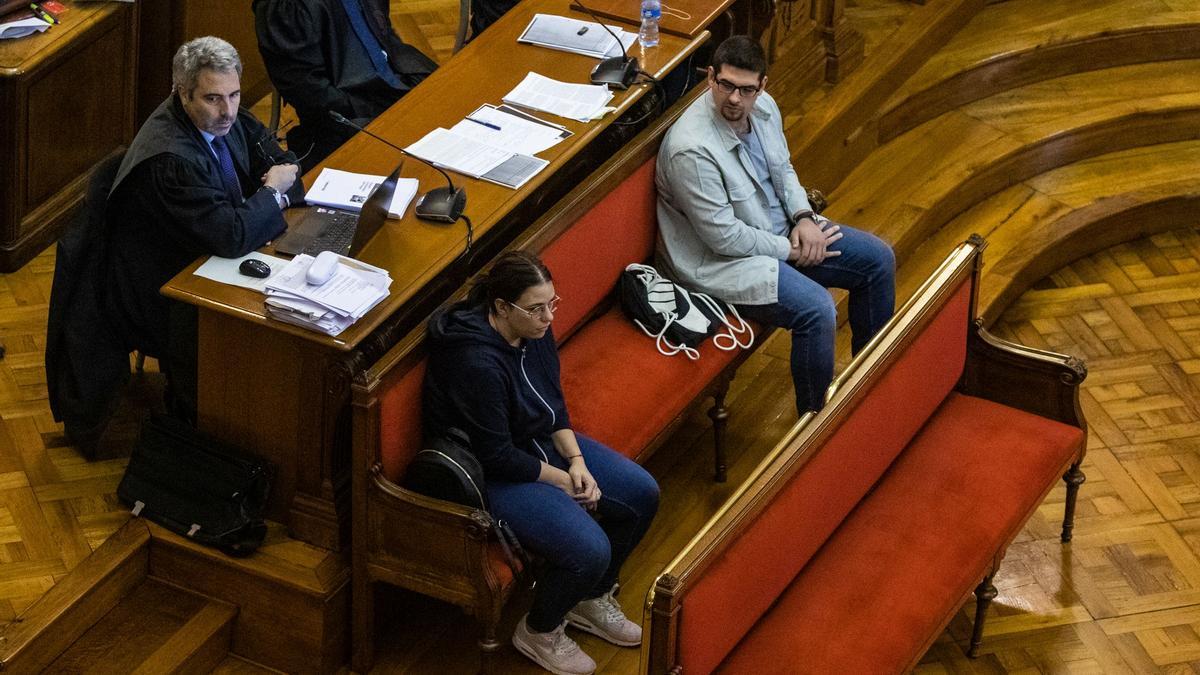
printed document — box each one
[0,16,49,39]
[518,14,636,59]
[405,127,548,190]
[449,104,568,156]
[304,168,418,219]
[406,129,511,177]
[503,72,614,123]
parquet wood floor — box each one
[0,247,133,623]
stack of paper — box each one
[405,124,550,190]
[0,14,50,39]
[518,14,636,59]
[304,168,418,219]
[503,72,614,123]
[263,254,391,336]
[450,104,570,156]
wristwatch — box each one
[792,210,816,225]
[261,185,288,209]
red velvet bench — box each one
[350,92,786,672]
[643,237,1089,674]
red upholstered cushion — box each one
[541,158,658,339]
[676,277,973,675]
[486,540,519,588]
[558,307,753,458]
[716,393,1085,674]
[378,360,426,483]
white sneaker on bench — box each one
[512,615,597,675]
[566,585,642,647]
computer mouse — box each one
[306,250,340,286]
[239,259,272,279]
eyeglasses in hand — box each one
[254,118,313,165]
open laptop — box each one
[274,161,403,257]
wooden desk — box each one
[163,0,706,550]
[0,1,137,271]
[570,0,738,38]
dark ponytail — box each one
[466,251,553,314]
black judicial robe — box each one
[105,94,300,359]
[471,0,520,36]
[253,0,437,169]
[47,94,300,444]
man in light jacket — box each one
[656,36,895,414]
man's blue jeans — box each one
[737,223,895,414]
[487,433,660,633]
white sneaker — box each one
[512,615,597,675]
[565,585,642,647]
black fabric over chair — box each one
[45,150,132,457]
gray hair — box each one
[172,36,242,98]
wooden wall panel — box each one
[136,0,271,125]
[26,21,133,209]
[0,2,137,272]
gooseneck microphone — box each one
[573,0,639,90]
[328,110,467,224]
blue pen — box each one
[465,117,501,131]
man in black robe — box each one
[253,0,437,170]
[104,36,304,422]
[471,0,520,37]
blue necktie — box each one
[340,0,403,89]
[211,136,243,204]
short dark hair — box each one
[467,251,553,314]
[711,35,767,80]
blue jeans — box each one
[487,434,660,633]
[737,223,895,414]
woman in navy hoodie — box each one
[424,251,659,675]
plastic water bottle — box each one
[639,0,661,48]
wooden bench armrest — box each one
[362,466,514,607]
[958,320,1088,429]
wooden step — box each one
[782,0,984,192]
[0,520,149,674]
[209,653,287,674]
[827,59,1200,273]
[879,0,1200,142]
[144,521,350,675]
[45,577,235,674]
[894,140,1200,323]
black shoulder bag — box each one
[117,415,273,557]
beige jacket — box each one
[655,90,812,305]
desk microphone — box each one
[574,0,639,90]
[328,110,467,223]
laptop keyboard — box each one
[302,210,358,256]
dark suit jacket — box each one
[253,0,437,169]
[45,151,128,451]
